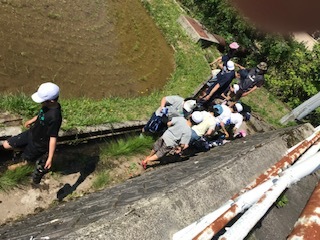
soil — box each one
[0,0,174,99]
[0,154,146,226]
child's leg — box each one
[32,155,49,184]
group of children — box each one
[0,41,267,183]
[142,42,267,169]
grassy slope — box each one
[0,0,290,130]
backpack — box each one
[145,114,166,133]
[193,137,210,152]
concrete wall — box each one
[0,124,318,240]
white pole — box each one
[219,151,320,240]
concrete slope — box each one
[0,124,317,240]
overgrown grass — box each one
[100,135,154,158]
[0,165,33,192]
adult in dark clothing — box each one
[210,42,239,72]
[202,61,236,104]
[232,62,267,101]
[2,82,62,184]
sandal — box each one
[141,160,147,170]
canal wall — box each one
[0,123,318,240]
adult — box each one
[2,82,62,184]
[141,111,203,169]
[201,61,236,105]
[231,62,268,102]
[210,42,240,72]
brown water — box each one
[0,0,174,99]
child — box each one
[2,82,62,184]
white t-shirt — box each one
[216,104,231,125]
[229,113,243,129]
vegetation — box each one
[100,135,154,158]
[92,135,153,189]
[178,0,320,125]
[0,165,33,192]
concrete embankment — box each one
[0,123,318,240]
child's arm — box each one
[24,115,38,128]
[44,137,57,169]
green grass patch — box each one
[100,135,154,158]
[92,171,111,190]
[0,165,33,192]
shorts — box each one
[7,130,46,162]
[153,137,173,159]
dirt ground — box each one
[0,155,146,226]
[0,0,174,99]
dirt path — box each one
[0,155,145,226]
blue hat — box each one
[213,105,223,115]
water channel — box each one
[0,0,174,99]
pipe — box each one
[173,128,320,240]
[192,178,278,240]
[172,200,234,240]
[231,131,320,200]
[287,181,320,240]
[219,151,320,240]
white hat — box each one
[235,103,243,112]
[183,100,196,112]
[233,84,240,94]
[191,111,203,124]
[32,82,60,103]
[226,61,235,71]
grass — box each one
[0,0,210,131]
[100,135,154,158]
[92,135,153,189]
[0,165,33,192]
[0,0,294,191]
[92,171,111,190]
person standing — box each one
[2,82,62,184]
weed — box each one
[0,165,33,192]
[48,12,61,20]
[276,194,289,208]
[100,135,154,158]
[92,171,110,190]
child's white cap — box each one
[32,82,60,103]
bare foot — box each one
[7,160,28,171]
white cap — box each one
[183,100,196,112]
[235,103,243,112]
[31,82,60,103]
[226,61,235,71]
[233,84,240,94]
[191,111,203,124]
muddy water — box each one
[0,0,174,99]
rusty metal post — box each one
[192,132,320,240]
[287,181,320,240]
[232,132,320,200]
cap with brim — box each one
[32,82,60,103]
[183,100,196,112]
[257,62,268,71]
[233,84,240,94]
[227,61,235,71]
[235,103,243,112]
[191,111,203,124]
[229,42,239,49]
[213,105,223,115]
